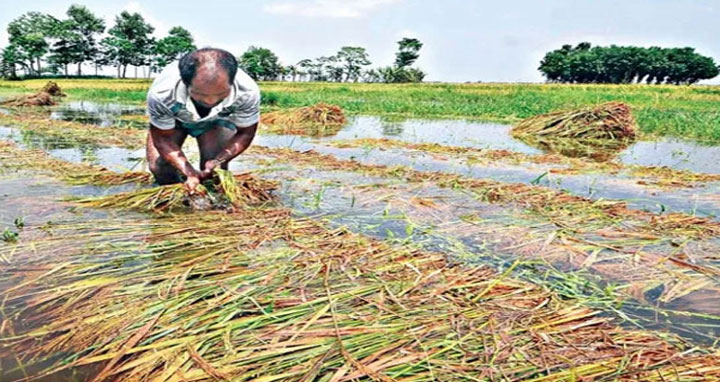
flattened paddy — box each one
[2,100,720,381]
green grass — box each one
[2,79,720,142]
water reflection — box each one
[324,116,542,154]
[50,100,145,128]
[621,139,720,174]
[40,101,720,176]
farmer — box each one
[146,47,259,191]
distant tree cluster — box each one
[239,38,425,83]
[0,6,426,83]
[0,6,195,79]
[539,43,719,84]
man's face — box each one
[188,70,231,109]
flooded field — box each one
[3,100,720,380]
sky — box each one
[1,0,718,83]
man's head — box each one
[179,48,238,109]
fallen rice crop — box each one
[261,103,346,137]
[2,197,720,381]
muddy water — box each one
[1,135,720,346]
[257,135,720,218]
[621,139,720,174]
[50,100,145,127]
[3,117,720,219]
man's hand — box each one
[184,168,203,192]
[200,159,221,180]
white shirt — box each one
[146,61,260,131]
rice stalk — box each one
[71,170,277,213]
[261,103,346,137]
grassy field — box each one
[2,79,720,142]
[4,79,720,380]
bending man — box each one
[146,47,259,191]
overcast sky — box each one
[1,0,718,83]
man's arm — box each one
[150,124,203,189]
[202,122,258,176]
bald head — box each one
[178,48,238,87]
[179,48,238,109]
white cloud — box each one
[124,1,171,37]
[264,0,401,18]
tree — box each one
[152,26,196,72]
[1,44,27,79]
[64,5,105,75]
[47,20,81,76]
[336,46,371,82]
[318,55,343,82]
[296,59,313,81]
[394,37,423,68]
[7,12,59,75]
[369,37,426,83]
[375,66,426,83]
[101,11,155,78]
[285,64,298,82]
[238,46,282,81]
[539,43,719,84]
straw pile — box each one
[41,81,66,97]
[512,102,637,161]
[0,81,66,107]
[73,169,277,213]
[261,103,346,137]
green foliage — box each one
[2,227,19,243]
[394,37,423,68]
[239,46,283,81]
[152,26,196,72]
[336,46,371,82]
[539,43,720,84]
[368,37,425,83]
[101,11,155,78]
[7,12,59,75]
[0,44,26,79]
[58,5,105,76]
[373,66,426,83]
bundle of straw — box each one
[73,169,277,213]
[41,81,66,97]
[261,103,346,137]
[512,102,637,161]
[0,81,66,107]
[0,91,56,107]
[513,102,637,140]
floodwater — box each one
[3,108,720,346]
[9,101,720,218]
[48,100,720,174]
[50,100,145,127]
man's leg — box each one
[146,126,189,185]
[197,125,236,171]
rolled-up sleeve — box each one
[227,89,260,128]
[146,93,176,129]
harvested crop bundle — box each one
[513,102,637,140]
[74,170,277,213]
[41,81,66,97]
[0,81,67,107]
[0,91,56,107]
[261,103,346,137]
[512,102,637,161]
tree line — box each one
[0,6,426,83]
[239,38,424,83]
[539,42,719,84]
